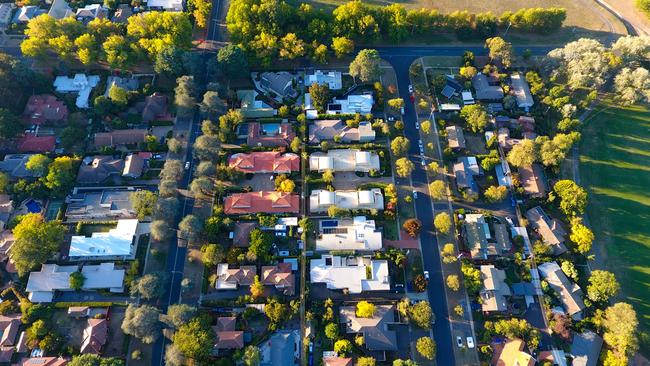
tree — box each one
[131,272,167,299]
[130,191,158,220]
[324,322,339,340]
[10,214,64,276]
[483,185,508,203]
[121,305,161,344]
[331,37,354,58]
[243,345,261,366]
[312,43,328,64]
[0,109,22,139]
[441,243,457,264]
[155,46,186,76]
[156,196,180,219]
[160,159,184,181]
[447,274,460,291]
[199,91,224,116]
[69,354,125,366]
[553,180,588,216]
[189,0,212,28]
[250,275,265,299]
[356,301,376,318]
[309,82,330,112]
[164,304,196,329]
[334,339,352,356]
[322,169,335,184]
[193,135,220,161]
[561,261,579,282]
[492,318,541,350]
[179,214,202,241]
[275,176,296,193]
[151,220,170,241]
[570,220,594,254]
[603,302,638,358]
[167,138,183,154]
[387,98,404,111]
[434,212,451,234]
[409,300,433,329]
[547,38,609,90]
[108,84,128,105]
[349,49,381,83]
[248,229,273,261]
[416,336,436,360]
[356,357,376,366]
[459,66,478,80]
[217,44,249,79]
[165,344,185,366]
[461,262,482,294]
[402,218,422,238]
[460,104,488,132]
[393,360,417,366]
[485,37,514,68]
[25,154,51,176]
[614,67,650,105]
[264,298,290,330]
[391,136,410,156]
[200,243,224,267]
[611,35,650,61]
[507,140,537,167]
[43,156,77,197]
[173,317,215,361]
[191,176,215,198]
[395,158,414,177]
[536,133,580,167]
[103,35,131,68]
[587,270,620,303]
[425,180,444,200]
[69,271,85,290]
[175,75,196,116]
[279,33,305,60]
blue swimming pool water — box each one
[25,199,42,213]
[261,123,280,134]
[321,220,338,228]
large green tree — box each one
[349,49,381,83]
[553,180,588,216]
[10,214,65,276]
[172,317,215,361]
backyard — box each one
[579,99,650,354]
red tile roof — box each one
[247,122,295,147]
[18,134,56,153]
[224,191,299,215]
[261,263,295,296]
[80,318,108,354]
[21,357,69,366]
[213,317,244,349]
[22,95,68,125]
[229,151,299,174]
[94,129,148,148]
[324,357,354,366]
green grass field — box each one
[579,100,650,353]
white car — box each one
[184,161,190,170]
[408,84,414,93]
[421,159,426,167]
[418,139,423,147]
[412,190,418,199]
[456,336,463,348]
[423,270,429,280]
[415,121,420,129]
[466,337,475,349]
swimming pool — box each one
[25,199,42,214]
[261,123,280,135]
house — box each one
[0,230,15,263]
[511,73,534,111]
[111,4,132,22]
[229,152,299,174]
[446,126,466,149]
[146,0,183,11]
[13,6,44,23]
[464,213,490,259]
[493,339,535,366]
[138,93,172,123]
[497,128,536,151]
[462,90,475,105]
[18,134,56,153]
[538,262,586,320]
[310,255,390,293]
[224,191,299,215]
[237,90,276,118]
[261,263,295,295]
[259,330,300,366]
[213,317,244,350]
[495,162,512,188]
[0,4,14,29]
[525,206,568,255]
[26,263,125,303]
[339,305,397,351]
[516,116,536,133]
[76,156,124,184]
[309,189,384,213]
[68,219,139,261]
[0,196,12,231]
[19,357,69,366]
[94,129,148,148]
[0,314,20,362]
[48,0,73,19]
[247,122,296,147]
[0,154,42,179]
[570,331,603,366]
[305,71,343,90]
[518,164,547,198]
[472,73,504,101]
[480,265,511,313]
[80,318,108,354]
[316,216,382,251]
[453,156,480,194]
[309,149,380,173]
[326,94,373,115]
[65,188,136,221]
[215,264,256,290]
[493,223,512,255]
[53,74,100,109]
[259,72,298,99]
[22,95,68,125]
[75,4,107,21]
[309,120,375,144]
[231,222,259,247]
[104,76,139,98]
[122,153,144,178]
[67,306,108,318]
[323,355,353,366]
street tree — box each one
[441,243,457,264]
[331,37,354,58]
[199,90,224,116]
[395,158,414,177]
[160,159,184,181]
[174,75,196,117]
[164,304,196,329]
[408,300,433,329]
[434,212,452,234]
[429,180,446,200]
[570,219,594,254]
[121,305,161,344]
[193,135,220,161]
[416,336,436,360]
[151,220,171,241]
[167,138,183,153]
[131,272,167,300]
[179,214,203,241]
[172,317,215,361]
[130,190,158,220]
[420,120,431,134]
[553,180,588,216]
[165,344,185,366]
[349,49,381,82]
[391,136,410,156]
[387,98,404,111]
[485,37,514,68]
[402,218,422,238]
[217,44,249,79]
[190,176,215,198]
[447,274,460,291]
[587,270,620,303]
[547,38,610,90]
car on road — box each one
[408,84,413,93]
[184,161,190,170]
[423,270,429,280]
[467,337,475,348]
[418,139,423,147]
[421,158,426,166]
[400,106,405,115]
[412,190,418,199]
[456,336,463,348]
[415,121,420,129]
[409,94,415,102]
[388,116,395,122]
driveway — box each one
[334,172,392,190]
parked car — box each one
[456,336,463,348]
[415,121,420,129]
[423,270,429,280]
[412,190,418,199]
[408,84,414,93]
[184,161,190,170]
[467,337,475,348]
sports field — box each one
[579,100,650,353]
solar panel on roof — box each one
[441,85,455,99]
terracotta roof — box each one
[18,134,56,153]
[0,347,13,363]
[213,317,244,349]
[224,191,299,215]
[223,266,256,286]
[21,357,69,366]
[80,318,108,354]
[94,129,147,148]
[229,151,299,174]
[247,122,295,147]
[22,95,68,125]
[261,263,295,295]
[323,357,353,366]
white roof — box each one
[305,70,343,90]
[146,0,182,10]
[357,190,373,205]
[309,189,384,212]
[53,74,100,108]
[215,263,236,290]
[26,263,125,302]
[309,149,379,173]
[461,91,474,101]
[318,190,335,205]
[511,72,534,108]
[310,255,389,293]
[69,219,138,258]
[316,216,383,251]
[327,94,373,115]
